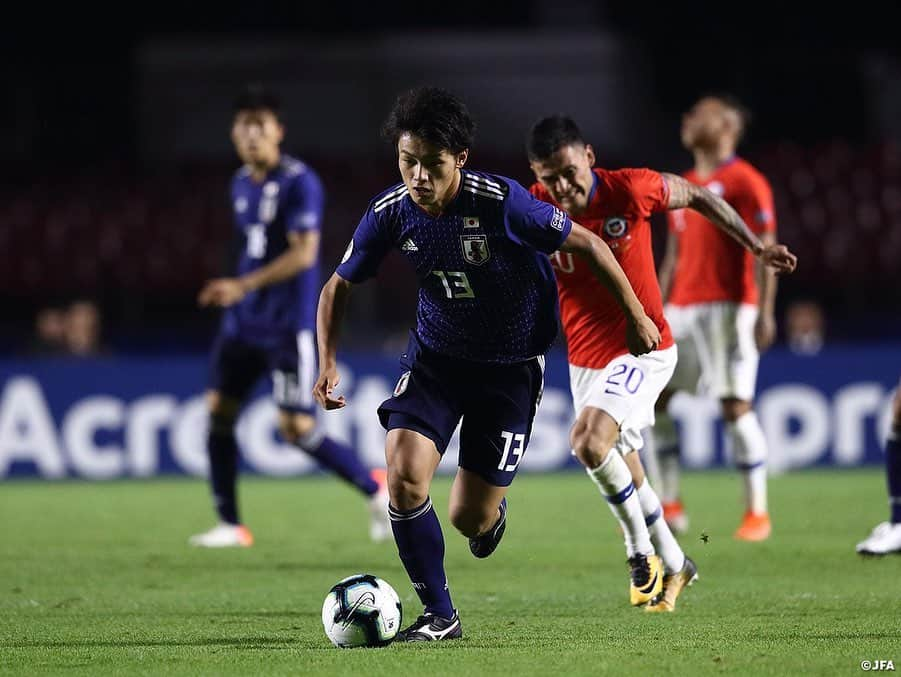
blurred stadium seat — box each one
[2,141,898,348]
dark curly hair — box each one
[381,87,475,154]
[233,84,282,120]
[526,114,586,161]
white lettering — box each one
[127,396,177,476]
[239,399,315,476]
[668,393,721,468]
[759,385,831,468]
[62,397,125,479]
[833,383,884,465]
[0,377,65,478]
[169,396,209,476]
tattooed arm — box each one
[660,173,797,274]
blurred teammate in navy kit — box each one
[190,85,389,548]
[314,87,660,640]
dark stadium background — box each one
[3,1,900,354]
[3,8,900,669]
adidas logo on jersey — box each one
[401,239,419,252]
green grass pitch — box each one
[2,470,899,675]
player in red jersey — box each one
[649,95,782,542]
[527,115,796,610]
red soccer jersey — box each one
[667,157,776,306]
[530,168,674,369]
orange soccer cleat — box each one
[662,499,689,535]
[734,511,771,541]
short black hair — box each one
[381,87,475,154]
[233,84,282,119]
[526,115,586,161]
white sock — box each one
[587,452,653,557]
[640,427,662,490]
[637,480,685,575]
[653,411,681,503]
[727,411,768,514]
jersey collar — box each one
[587,169,599,206]
[408,169,464,219]
[719,155,738,169]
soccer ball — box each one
[321,574,402,648]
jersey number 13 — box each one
[432,270,475,299]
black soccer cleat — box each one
[396,612,463,642]
[628,553,663,606]
[469,497,507,559]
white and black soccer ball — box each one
[321,574,402,648]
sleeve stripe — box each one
[373,185,408,208]
[465,172,503,189]
[373,190,409,213]
[464,176,505,195]
[463,186,504,201]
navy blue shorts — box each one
[378,332,545,487]
[208,330,317,414]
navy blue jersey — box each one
[336,170,572,363]
[222,155,324,345]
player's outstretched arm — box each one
[560,223,661,355]
[198,231,320,308]
[661,173,797,274]
[240,231,320,293]
[314,272,354,410]
[755,231,779,350]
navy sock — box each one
[389,498,455,618]
[298,431,378,496]
[887,435,901,523]
[208,428,240,525]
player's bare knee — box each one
[277,412,316,445]
[207,392,238,434]
[571,428,614,468]
[207,391,239,416]
[570,410,618,469]
[721,398,751,422]
[892,388,901,427]
[387,464,429,511]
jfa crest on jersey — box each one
[460,234,490,265]
[224,155,325,346]
[337,170,572,363]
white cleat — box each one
[856,522,901,556]
[189,522,254,548]
[368,469,391,543]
